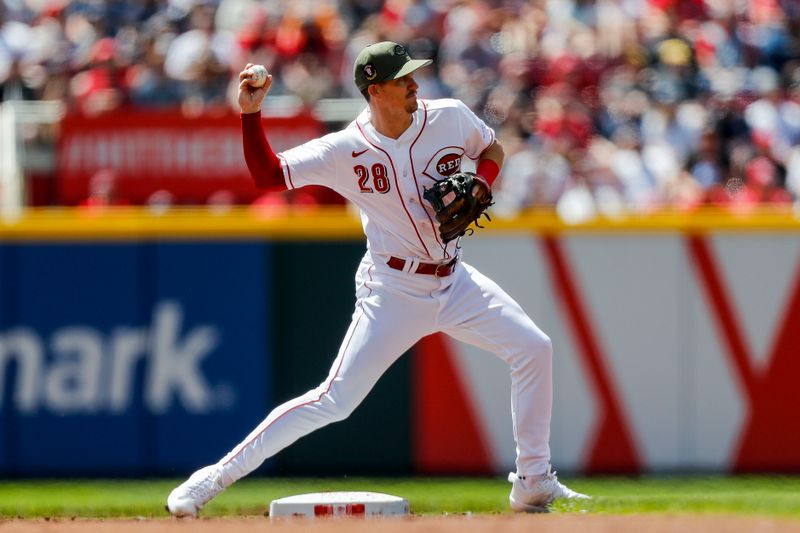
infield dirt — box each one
[2,515,800,533]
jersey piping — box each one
[277,153,295,189]
[408,100,445,252]
[355,119,431,258]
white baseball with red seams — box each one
[246,65,268,88]
[215,98,553,485]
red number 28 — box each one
[354,164,391,194]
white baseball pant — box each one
[217,252,552,485]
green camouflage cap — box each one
[354,41,432,92]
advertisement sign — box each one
[0,242,271,475]
[57,110,323,205]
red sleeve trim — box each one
[241,112,286,191]
[476,158,500,187]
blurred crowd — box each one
[2,0,800,214]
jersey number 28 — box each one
[354,164,391,194]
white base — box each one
[269,491,409,519]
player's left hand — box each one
[423,171,494,243]
[471,175,491,203]
[238,63,272,114]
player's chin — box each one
[406,98,419,113]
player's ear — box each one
[368,84,381,99]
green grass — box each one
[1,476,800,519]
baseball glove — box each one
[423,171,494,243]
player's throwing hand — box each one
[238,63,272,114]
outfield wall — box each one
[446,231,800,475]
[0,208,798,476]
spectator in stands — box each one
[69,36,129,115]
[78,168,128,210]
[164,1,234,114]
[0,58,38,101]
[128,27,184,108]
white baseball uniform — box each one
[217,98,553,485]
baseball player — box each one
[167,41,589,517]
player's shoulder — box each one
[423,98,473,120]
[422,98,473,115]
[315,126,360,149]
[283,128,358,160]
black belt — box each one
[387,256,458,277]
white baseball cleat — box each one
[167,464,226,517]
[508,466,591,513]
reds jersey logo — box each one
[435,153,461,176]
[422,147,466,181]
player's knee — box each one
[328,402,357,422]
[321,392,360,422]
[516,329,552,364]
[534,332,553,361]
[504,330,551,374]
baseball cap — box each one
[354,41,432,92]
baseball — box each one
[247,65,269,88]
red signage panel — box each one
[57,110,323,205]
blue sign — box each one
[0,242,272,475]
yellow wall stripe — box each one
[1,206,799,241]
